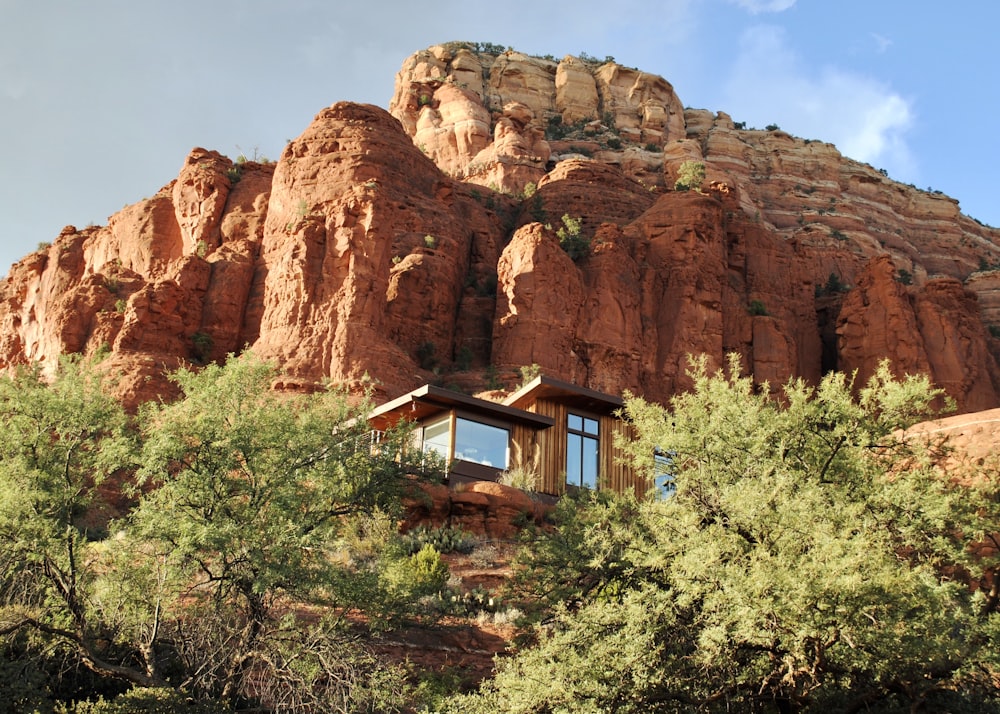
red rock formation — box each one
[1,43,999,414]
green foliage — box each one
[382,544,450,598]
[0,353,433,709]
[189,331,212,363]
[673,160,705,192]
[484,364,503,390]
[897,267,913,285]
[416,340,437,370]
[556,214,589,261]
[765,123,781,131]
[401,524,478,555]
[748,298,769,316]
[831,228,849,241]
[815,272,849,297]
[454,356,1000,712]
[519,363,541,385]
[455,345,474,371]
[498,465,539,492]
[990,324,1000,339]
[66,687,220,713]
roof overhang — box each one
[504,375,624,414]
[369,384,555,431]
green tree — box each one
[451,356,1000,712]
[674,160,706,192]
[121,353,429,706]
[556,214,589,261]
[0,358,147,690]
[0,354,434,711]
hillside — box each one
[2,42,999,411]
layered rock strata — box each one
[1,43,999,413]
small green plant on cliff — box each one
[896,268,913,285]
[748,299,769,316]
[519,363,542,386]
[424,235,437,249]
[556,214,589,261]
[455,345,474,371]
[673,160,706,192]
[484,364,503,390]
[416,341,437,370]
[191,331,213,363]
[816,272,848,296]
[989,325,1000,339]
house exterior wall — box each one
[513,396,647,496]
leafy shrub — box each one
[416,341,437,370]
[484,365,503,390]
[190,331,212,363]
[402,525,478,555]
[748,299,769,316]
[68,687,220,713]
[519,363,541,385]
[896,268,913,285]
[455,345,474,371]
[556,214,589,261]
[499,465,539,492]
[382,544,450,600]
[673,160,705,192]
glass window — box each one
[567,413,599,489]
[653,449,676,498]
[422,417,451,459]
[453,418,509,468]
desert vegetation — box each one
[3,354,1000,712]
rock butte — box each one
[2,42,999,419]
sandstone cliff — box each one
[2,42,1000,412]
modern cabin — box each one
[368,375,648,496]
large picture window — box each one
[566,413,599,489]
[422,415,510,469]
[454,418,509,468]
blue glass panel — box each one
[567,433,582,486]
[582,436,598,488]
[453,418,509,468]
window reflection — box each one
[567,413,599,488]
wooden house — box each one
[368,375,649,496]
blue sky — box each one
[1,0,997,274]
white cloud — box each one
[723,25,915,178]
[727,0,797,14]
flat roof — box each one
[504,375,624,414]
[369,384,555,431]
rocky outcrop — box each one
[1,43,999,414]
